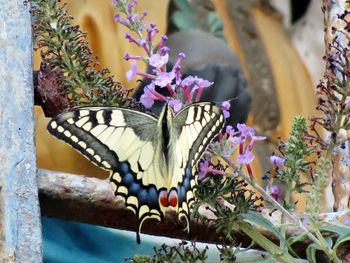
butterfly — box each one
[47,102,225,243]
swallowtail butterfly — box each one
[48,102,225,242]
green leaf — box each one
[207,12,223,32]
[242,211,285,242]
[306,243,320,263]
[172,0,199,30]
[324,236,333,249]
[333,232,350,252]
[321,222,350,238]
[174,0,193,13]
[243,212,299,257]
[306,237,333,263]
[288,233,308,246]
[172,11,199,30]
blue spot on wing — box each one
[129,183,140,194]
[178,165,193,203]
[120,163,129,174]
[147,188,159,207]
[122,173,134,186]
[111,161,163,216]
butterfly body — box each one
[48,102,225,242]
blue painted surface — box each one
[42,217,157,263]
[42,217,226,262]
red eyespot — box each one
[168,190,178,207]
[159,190,169,207]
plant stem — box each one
[237,222,300,263]
[314,230,341,263]
[280,180,291,251]
[222,157,324,249]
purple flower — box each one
[221,101,231,119]
[270,155,285,168]
[190,77,213,94]
[174,65,182,85]
[154,71,175,87]
[149,53,169,68]
[181,76,196,87]
[124,54,143,61]
[267,184,284,202]
[182,76,213,101]
[173,53,186,70]
[237,123,255,137]
[233,124,266,146]
[127,0,137,12]
[225,125,234,137]
[230,135,246,144]
[237,150,254,165]
[126,61,138,80]
[246,135,266,152]
[168,98,182,113]
[125,32,138,44]
[160,46,170,55]
[114,14,129,27]
[195,78,212,89]
[198,160,210,180]
[140,83,157,108]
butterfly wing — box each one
[48,107,166,243]
[170,102,225,226]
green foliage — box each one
[31,0,136,108]
[207,12,225,39]
[242,211,285,243]
[274,116,313,209]
[172,0,200,30]
[306,156,332,221]
[280,116,312,192]
[216,244,238,262]
[192,164,260,242]
[126,242,208,263]
[171,0,225,41]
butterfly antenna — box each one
[223,96,240,103]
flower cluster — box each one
[199,123,266,179]
[113,0,228,113]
